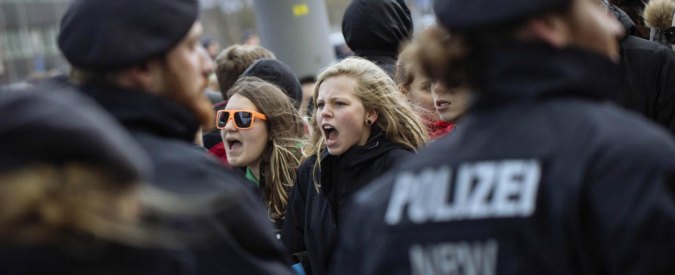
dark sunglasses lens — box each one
[217,112,230,128]
[665,27,675,44]
[234,112,253,128]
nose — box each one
[320,104,333,118]
[198,45,215,75]
[222,117,237,132]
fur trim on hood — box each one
[643,0,675,30]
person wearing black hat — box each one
[57,0,292,274]
[341,0,413,78]
[242,59,304,110]
[331,0,675,274]
[0,89,199,275]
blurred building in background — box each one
[0,0,434,86]
[0,0,71,85]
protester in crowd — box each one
[0,89,194,274]
[57,0,292,273]
[332,0,675,274]
[201,36,221,60]
[430,81,469,135]
[203,45,277,150]
[282,57,427,275]
[396,41,460,140]
[241,30,261,46]
[341,0,413,77]
[208,58,305,163]
[643,0,675,47]
[606,2,675,135]
[219,76,305,236]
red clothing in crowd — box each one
[427,120,455,140]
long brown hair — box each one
[227,77,305,220]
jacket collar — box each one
[80,83,200,142]
[473,42,620,110]
[320,126,409,165]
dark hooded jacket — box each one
[282,129,414,275]
[610,5,675,136]
[331,43,675,275]
[342,0,412,77]
[0,241,195,275]
[78,83,293,275]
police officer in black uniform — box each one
[57,0,292,274]
[331,0,675,274]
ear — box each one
[366,110,379,125]
[524,15,571,48]
[116,60,164,93]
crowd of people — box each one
[1,0,675,274]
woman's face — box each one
[316,75,375,156]
[406,72,439,121]
[221,94,269,168]
[431,81,470,123]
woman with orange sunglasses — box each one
[218,76,306,234]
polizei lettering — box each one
[410,240,498,275]
[385,160,541,225]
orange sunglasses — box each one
[216,110,267,130]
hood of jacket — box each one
[80,83,200,142]
[609,4,636,37]
[341,0,412,58]
[643,0,675,45]
[472,42,620,110]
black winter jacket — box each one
[611,5,675,136]
[0,240,194,275]
[331,43,675,275]
[341,0,412,77]
[79,84,293,275]
[282,130,414,275]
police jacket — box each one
[611,5,675,136]
[331,43,675,275]
[282,129,413,275]
[79,84,293,275]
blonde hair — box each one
[227,77,305,221]
[306,57,428,191]
[0,164,139,244]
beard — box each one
[161,67,214,129]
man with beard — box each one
[57,0,292,273]
[332,0,675,274]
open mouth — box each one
[225,138,243,151]
[435,100,450,110]
[322,124,338,145]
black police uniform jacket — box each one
[331,43,675,275]
[79,84,293,275]
[282,129,414,275]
